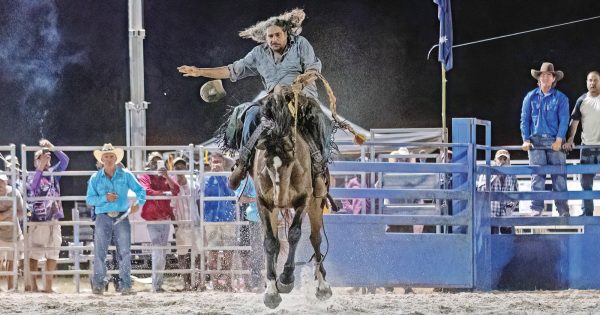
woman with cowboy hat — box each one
[86,143,146,295]
[520,62,570,216]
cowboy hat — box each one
[200,80,226,103]
[94,143,124,164]
[531,62,564,82]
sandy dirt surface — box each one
[1,273,600,315]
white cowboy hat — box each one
[94,143,124,164]
[200,80,226,103]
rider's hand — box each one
[521,141,533,151]
[177,65,200,77]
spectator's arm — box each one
[86,176,108,207]
[557,94,571,140]
[520,93,533,141]
[27,170,44,195]
[127,172,146,206]
[163,175,180,196]
[137,175,164,196]
[52,150,70,172]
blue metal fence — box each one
[320,118,600,290]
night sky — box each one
[1,0,599,149]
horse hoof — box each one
[263,292,282,309]
[316,286,333,301]
[276,279,294,294]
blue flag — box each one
[433,0,453,71]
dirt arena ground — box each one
[1,271,599,315]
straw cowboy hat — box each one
[200,80,226,103]
[94,143,124,164]
[531,62,564,82]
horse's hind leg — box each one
[277,197,307,293]
[262,209,282,309]
[307,198,333,301]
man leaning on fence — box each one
[520,62,570,217]
[26,138,69,293]
[86,144,146,295]
[564,71,600,216]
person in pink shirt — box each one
[137,152,180,292]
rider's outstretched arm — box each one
[177,65,230,79]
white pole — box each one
[127,0,147,171]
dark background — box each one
[0,0,599,200]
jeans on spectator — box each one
[528,135,569,215]
[580,148,600,216]
[147,223,170,291]
[92,213,132,290]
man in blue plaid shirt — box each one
[477,150,519,217]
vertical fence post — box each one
[452,118,493,290]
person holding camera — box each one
[137,152,180,293]
[25,139,69,293]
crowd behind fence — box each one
[0,137,597,292]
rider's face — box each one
[266,25,287,54]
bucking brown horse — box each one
[252,89,333,309]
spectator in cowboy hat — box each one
[520,62,570,216]
[86,143,146,295]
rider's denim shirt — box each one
[228,35,322,99]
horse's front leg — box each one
[307,197,333,301]
[261,204,282,309]
[277,193,308,293]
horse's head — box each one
[255,89,300,208]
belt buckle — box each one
[107,211,120,218]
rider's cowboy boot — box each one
[313,174,327,198]
[228,160,248,190]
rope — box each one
[290,72,367,145]
[427,15,600,60]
